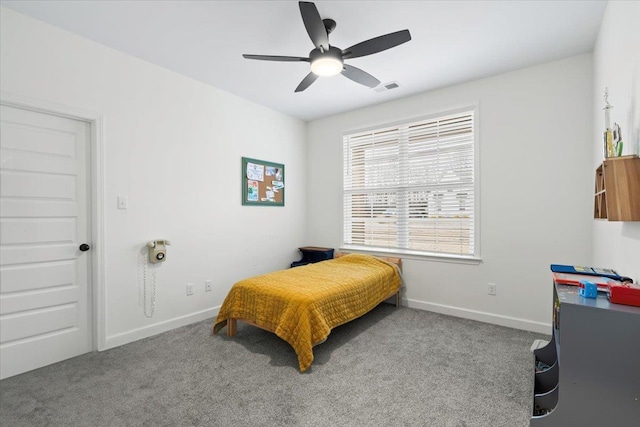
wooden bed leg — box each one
[396,290,401,307]
[227,318,237,336]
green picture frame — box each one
[242,157,285,206]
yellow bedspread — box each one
[213,254,402,372]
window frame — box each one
[341,105,481,263]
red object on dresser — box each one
[607,282,640,307]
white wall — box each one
[1,3,616,347]
[306,54,594,332]
[0,8,307,349]
[592,1,640,281]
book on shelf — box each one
[550,264,630,282]
[551,272,619,291]
[606,154,638,161]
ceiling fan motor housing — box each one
[309,46,342,63]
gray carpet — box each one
[0,305,546,426]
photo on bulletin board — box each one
[242,157,285,206]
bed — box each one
[212,253,402,372]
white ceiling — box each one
[1,0,607,121]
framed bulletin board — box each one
[242,157,285,206]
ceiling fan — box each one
[243,1,411,92]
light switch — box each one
[117,196,128,210]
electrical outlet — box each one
[186,283,194,296]
[205,280,212,292]
[488,283,497,296]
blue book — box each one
[550,264,627,281]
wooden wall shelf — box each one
[593,155,640,221]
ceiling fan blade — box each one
[243,54,310,62]
[295,72,319,92]
[342,29,412,59]
[341,64,380,88]
[299,2,329,50]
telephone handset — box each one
[147,240,170,263]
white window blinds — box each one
[343,110,476,257]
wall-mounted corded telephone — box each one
[138,240,170,318]
[147,240,170,263]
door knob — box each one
[79,243,90,251]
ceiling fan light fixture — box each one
[310,56,343,76]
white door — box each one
[0,104,92,379]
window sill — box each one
[339,245,482,265]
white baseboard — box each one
[103,300,550,351]
[405,298,551,335]
[104,306,220,350]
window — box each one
[342,109,477,258]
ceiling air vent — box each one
[373,81,400,93]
